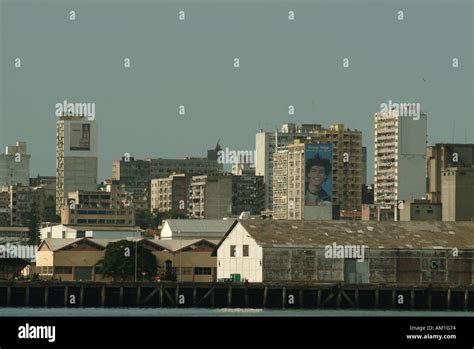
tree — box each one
[99,240,157,281]
[27,202,41,246]
[152,209,187,227]
[135,209,154,229]
[41,196,60,223]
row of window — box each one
[230,245,249,257]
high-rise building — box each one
[56,116,98,213]
[150,174,190,213]
[373,110,427,210]
[231,173,264,215]
[1,185,32,226]
[257,123,362,212]
[0,141,30,187]
[426,144,474,203]
[441,167,474,221]
[189,174,232,219]
[112,156,151,202]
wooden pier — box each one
[0,281,473,310]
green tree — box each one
[152,209,187,227]
[27,202,41,246]
[41,196,60,223]
[99,240,157,281]
[135,209,154,229]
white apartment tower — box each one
[56,116,98,213]
[374,110,427,209]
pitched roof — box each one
[39,237,220,252]
[164,219,234,235]
[224,220,474,250]
[154,238,220,252]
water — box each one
[1,308,474,317]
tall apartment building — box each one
[427,144,474,203]
[257,123,362,211]
[189,175,232,219]
[56,116,98,213]
[441,167,474,221]
[271,124,363,218]
[373,110,427,209]
[272,150,289,219]
[150,174,190,213]
[273,141,338,220]
[0,191,10,225]
[231,173,265,215]
[112,156,151,200]
[1,185,32,226]
[0,141,30,187]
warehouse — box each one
[215,220,474,285]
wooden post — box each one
[136,286,141,306]
[44,287,49,307]
[464,288,469,311]
[244,287,249,308]
[193,287,197,306]
[159,284,164,307]
[101,286,106,307]
[6,286,11,306]
[119,287,124,307]
[391,289,396,309]
[336,290,341,309]
[374,288,379,309]
[299,289,304,308]
[227,286,232,307]
[355,288,359,308]
[175,286,179,307]
[79,286,84,307]
[447,288,451,311]
[25,286,30,307]
[63,286,69,307]
[263,287,268,308]
[410,288,415,310]
[282,287,286,308]
[211,287,215,308]
[317,289,322,308]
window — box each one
[54,266,72,274]
[230,245,237,257]
[76,231,85,238]
[427,210,433,214]
[194,267,212,275]
[243,245,249,257]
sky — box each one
[1,0,473,183]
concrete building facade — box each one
[150,174,190,213]
[189,175,232,219]
[426,143,474,203]
[231,173,264,216]
[442,167,474,221]
[0,141,30,187]
[258,123,363,214]
[374,110,427,209]
[399,199,442,221]
[56,116,98,213]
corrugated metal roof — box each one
[236,220,474,250]
[42,237,220,252]
[165,220,234,234]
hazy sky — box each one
[1,0,473,183]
